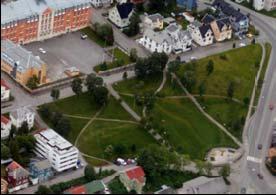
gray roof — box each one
[10,106,35,120]
[190,20,202,28]
[144,28,173,45]
[147,13,164,23]
[31,159,52,170]
[1,0,91,25]
[1,40,45,73]
[166,23,180,34]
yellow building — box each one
[144,13,164,30]
[210,18,232,42]
[1,39,47,86]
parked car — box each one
[116,158,127,166]
[39,48,46,54]
[81,34,88,40]
[257,144,263,150]
[257,173,263,179]
[239,43,246,47]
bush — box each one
[84,165,96,181]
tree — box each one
[219,164,231,178]
[71,78,83,96]
[1,144,11,160]
[17,121,29,135]
[123,72,128,80]
[100,62,108,71]
[9,124,17,140]
[243,97,250,105]
[130,48,138,62]
[198,81,206,97]
[39,105,51,119]
[16,135,36,153]
[233,43,236,48]
[9,140,20,162]
[51,88,60,101]
[55,117,71,137]
[123,12,141,37]
[36,185,53,194]
[93,86,109,106]
[51,112,63,127]
[181,71,197,92]
[231,119,242,132]
[271,156,276,169]
[206,60,214,75]
[144,92,156,112]
[86,73,103,94]
[227,81,235,99]
[95,23,114,45]
[251,38,256,44]
[26,75,39,89]
[168,60,181,73]
[84,165,96,181]
[113,144,127,156]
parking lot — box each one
[24,31,111,82]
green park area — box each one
[94,47,132,72]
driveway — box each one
[24,31,111,81]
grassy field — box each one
[94,48,132,72]
[77,121,157,163]
[157,75,185,97]
[177,44,262,100]
[81,27,111,47]
[197,98,247,141]
[150,98,237,159]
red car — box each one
[269,104,274,111]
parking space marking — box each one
[247,156,262,164]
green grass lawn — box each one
[150,98,237,159]
[81,27,112,47]
[114,76,162,95]
[157,75,185,97]
[64,118,89,144]
[120,94,144,116]
[77,121,157,164]
[44,93,100,117]
[177,44,262,100]
[197,97,248,141]
[94,48,132,72]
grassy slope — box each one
[151,98,237,159]
[177,44,262,100]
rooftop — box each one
[10,106,35,120]
[35,129,74,151]
[30,158,52,170]
[1,39,45,73]
[1,0,91,24]
[1,79,10,90]
[64,180,105,194]
[1,115,10,125]
[116,2,134,19]
[125,166,145,183]
[147,13,164,22]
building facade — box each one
[1,0,92,44]
[1,115,11,140]
[29,158,54,184]
[143,13,164,30]
[10,106,35,130]
[188,21,214,46]
[1,39,47,86]
[1,79,10,102]
[6,161,30,193]
[210,18,232,42]
[253,0,265,10]
[108,2,134,28]
[34,129,79,172]
[264,0,276,10]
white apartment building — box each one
[34,129,79,172]
[253,0,276,11]
[188,21,214,46]
[253,0,265,10]
[91,0,113,7]
[1,79,10,102]
[9,106,35,130]
[139,24,192,54]
[1,115,11,140]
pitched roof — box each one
[7,161,29,179]
[1,79,10,90]
[147,13,164,23]
[116,2,134,19]
[201,14,215,24]
[64,180,105,194]
[199,25,212,38]
[1,115,10,125]
[10,106,35,120]
[125,166,145,183]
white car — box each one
[239,43,246,47]
[39,48,46,54]
[190,56,197,61]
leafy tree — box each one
[86,73,103,94]
[227,81,235,99]
[206,60,214,75]
[181,71,197,92]
[26,75,39,89]
[9,124,17,140]
[16,135,36,153]
[168,60,181,73]
[123,12,141,37]
[1,144,11,160]
[9,140,20,162]
[51,88,60,101]
[39,105,51,119]
[17,121,29,135]
[100,62,108,71]
[84,165,96,181]
[231,119,242,132]
[130,48,138,62]
[51,112,63,127]
[55,117,71,137]
[198,81,206,97]
[243,97,250,105]
[113,144,127,156]
[36,185,53,194]
[123,72,128,80]
[71,78,83,96]
[144,92,156,112]
[93,86,109,106]
[219,164,231,178]
[94,23,114,45]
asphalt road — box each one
[223,1,276,193]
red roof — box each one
[1,115,10,125]
[1,79,10,90]
[7,161,22,171]
[65,185,87,194]
[125,166,145,183]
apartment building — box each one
[188,21,214,46]
[10,106,35,130]
[253,0,265,10]
[34,129,79,172]
[264,0,276,11]
[1,0,92,44]
[143,13,164,30]
[108,2,134,28]
[1,39,47,86]
[1,79,10,102]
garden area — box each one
[94,47,133,72]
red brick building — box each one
[1,0,92,44]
